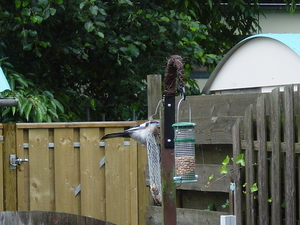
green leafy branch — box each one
[206,154,245,188]
[206,153,259,195]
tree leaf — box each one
[128,44,139,57]
[222,155,230,166]
[97,32,104,38]
[235,153,245,166]
[220,165,227,174]
[24,101,33,121]
[84,21,94,32]
[250,183,258,193]
[89,5,98,16]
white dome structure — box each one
[203,34,300,94]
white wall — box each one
[259,9,300,33]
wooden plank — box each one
[54,128,76,214]
[3,123,17,211]
[284,85,296,225]
[80,128,104,220]
[297,85,300,224]
[191,116,241,144]
[73,128,81,216]
[256,95,269,225]
[146,205,228,225]
[137,144,150,225]
[0,127,3,212]
[28,129,54,211]
[16,121,137,129]
[176,164,233,193]
[147,75,162,120]
[270,88,282,225]
[180,190,229,212]
[232,118,242,225]
[244,105,256,225]
[241,140,300,153]
[16,128,30,211]
[104,127,128,225]
[129,139,138,224]
[177,93,262,118]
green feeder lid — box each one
[172,122,196,128]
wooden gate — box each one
[0,122,149,225]
[232,85,300,225]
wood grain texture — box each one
[284,85,296,225]
[54,128,76,214]
[270,88,282,225]
[146,205,228,225]
[80,128,103,220]
[232,118,242,225]
[3,123,17,211]
[244,105,256,225]
[0,127,3,212]
[256,95,269,225]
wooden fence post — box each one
[270,88,282,224]
[147,75,162,120]
[257,95,269,225]
[244,105,256,225]
[284,85,296,225]
[3,123,17,211]
[232,118,242,225]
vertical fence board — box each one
[232,118,242,225]
[270,88,282,225]
[257,95,269,225]
[16,128,26,211]
[54,128,76,214]
[244,105,256,225]
[80,127,103,220]
[137,143,150,225]
[296,85,300,222]
[29,129,53,211]
[0,126,3,212]
[129,139,138,225]
[105,127,128,225]
[284,85,296,225]
[73,128,81,216]
[3,123,17,211]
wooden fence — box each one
[0,122,149,225]
[2,80,300,224]
[232,85,300,225]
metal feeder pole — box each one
[161,55,184,225]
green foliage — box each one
[0,0,261,122]
[250,183,258,193]
[0,63,65,122]
[220,155,230,174]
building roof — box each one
[0,67,10,92]
[203,33,300,94]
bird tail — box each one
[101,132,130,140]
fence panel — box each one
[0,122,147,225]
[0,125,3,212]
[232,86,300,225]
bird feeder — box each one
[172,98,198,183]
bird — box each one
[101,120,160,147]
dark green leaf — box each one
[84,21,94,32]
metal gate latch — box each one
[10,154,28,169]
